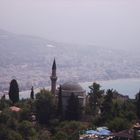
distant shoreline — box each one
[2,78,140,99]
[80,77,140,84]
[80,78,140,99]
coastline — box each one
[4,78,139,99]
[80,78,140,99]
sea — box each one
[80,78,140,99]
[19,78,140,99]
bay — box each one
[19,78,140,99]
[81,78,140,99]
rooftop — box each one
[61,81,84,92]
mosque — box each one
[50,59,86,109]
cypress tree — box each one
[136,91,140,119]
[57,85,63,120]
[101,89,113,121]
[65,93,81,121]
[88,82,104,115]
[30,86,34,99]
[9,79,19,104]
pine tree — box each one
[65,93,81,121]
[57,85,63,120]
[30,86,34,99]
[9,79,19,104]
[35,89,55,124]
[101,89,113,121]
[1,94,5,100]
[136,90,140,119]
[88,82,104,115]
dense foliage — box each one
[65,93,82,121]
[57,86,63,120]
[88,83,104,115]
[0,82,139,139]
[35,89,56,125]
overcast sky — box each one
[0,0,140,49]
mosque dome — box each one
[61,81,84,92]
[60,81,86,106]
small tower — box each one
[50,58,57,95]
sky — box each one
[0,0,140,49]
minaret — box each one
[50,58,57,95]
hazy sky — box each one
[0,0,140,49]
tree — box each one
[30,86,34,100]
[35,89,55,124]
[39,130,51,140]
[57,85,63,120]
[65,93,82,121]
[56,121,81,140]
[112,101,121,118]
[88,82,104,115]
[108,117,130,132]
[7,130,23,140]
[0,98,10,110]
[0,125,9,140]
[1,94,5,100]
[19,120,37,139]
[101,89,113,121]
[53,131,68,140]
[136,91,140,119]
[9,79,19,104]
[0,125,23,140]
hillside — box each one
[0,29,140,91]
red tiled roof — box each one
[10,106,21,112]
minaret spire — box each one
[50,58,57,95]
[52,58,56,70]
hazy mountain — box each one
[0,29,55,64]
[1,0,140,50]
[0,29,140,91]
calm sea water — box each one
[20,78,140,99]
[81,78,140,99]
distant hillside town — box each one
[0,29,140,92]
